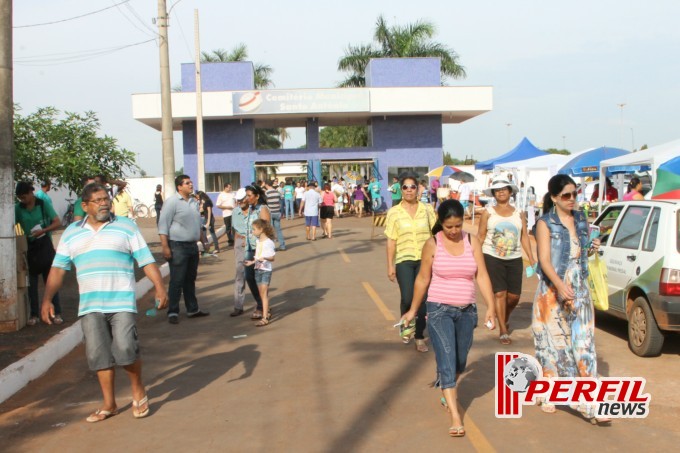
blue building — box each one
[132,57,492,210]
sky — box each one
[12,0,680,177]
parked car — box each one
[593,200,680,356]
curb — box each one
[0,263,170,405]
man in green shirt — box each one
[15,181,63,325]
[34,181,54,208]
[389,176,402,207]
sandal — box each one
[255,318,270,327]
[250,310,263,320]
[132,395,150,419]
[415,339,429,353]
[86,408,118,423]
[537,399,556,414]
[499,334,512,345]
[449,426,465,437]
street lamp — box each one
[617,103,626,148]
[630,127,635,151]
[505,123,512,148]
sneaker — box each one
[229,308,244,317]
[278,246,286,251]
[27,316,39,326]
[168,315,179,324]
[187,309,210,318]
[53,315,64,325]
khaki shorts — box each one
[354,200,364,209]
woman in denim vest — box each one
[245,184,270,320]
[532,175,610,424]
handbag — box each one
[587,254,609,311]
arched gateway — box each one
[132,58,492,213]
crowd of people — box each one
[13,168,625,431]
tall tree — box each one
[14,106,136,194]
[337,15,466,87]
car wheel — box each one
[628,296,664,357]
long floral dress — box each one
[532,235,597,416]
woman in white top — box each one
[294,182,306,217]
[478,179,536,345]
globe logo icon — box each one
[503,356,540,393]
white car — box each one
[593,200,680,356]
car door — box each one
[598,205,652,313]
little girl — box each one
[244,219,276,326]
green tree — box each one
[319,126,368,148]
[14,106,136,194]
[337,15,466,87]
[544,148,571,155]
[443,152,476,165]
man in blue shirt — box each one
[367,176,382,212]
[158,175,209,324]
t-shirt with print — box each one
[254,237,276,272]
[283,185,295,200]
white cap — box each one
[235,188,247,201]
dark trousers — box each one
[245,248,263,310]
[223,216,234,243]
[391,197,401,207]
[155,204,162,225]
[396,260,427,339]
[168,241,200,316]
[28,270,61,317]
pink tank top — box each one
[322,191,335,206]
[427,231,477,306]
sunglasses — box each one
[402,184,418,190]
[558,191,578,201]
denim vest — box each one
[535,209,589,282]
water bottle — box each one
[145,299,161,317]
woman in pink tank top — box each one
[401,199,496,438]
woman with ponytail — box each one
[623,177,644,201]
[400,199,496,437]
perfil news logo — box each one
[495,353,651,419]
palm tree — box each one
[201,44,273,90]
[337,15,466,87]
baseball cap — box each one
[235,188,247,201]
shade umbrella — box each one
[557,146,630,178]
[425,165,462,178]
[652,156,680,199]
[448,171,475,183]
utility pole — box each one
[158,0,176,194]
[0,0,18,330]
[617,103,626,149]
[194,9,205,191]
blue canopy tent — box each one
[476,137,548,170]
[557,147,631,178]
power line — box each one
[14,0,131,28]
[172,6,194,61]
[117,1,159,38]
[14,38,155,66]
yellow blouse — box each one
[385,201,436,264]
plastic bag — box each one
[587,254,609,311]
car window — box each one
[641,207,660,251]
[595,206,623,246]
[611,206,651,249]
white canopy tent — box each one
[598,139,680,210]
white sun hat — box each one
[483,179,519,197]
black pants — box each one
[223,216,234,243]
[28,270,61,317]
[396,260,427,339]
[168,241,200,315]
[245,248,263,310]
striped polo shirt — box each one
[384,201,436,264]
[265,189,281,214]
[52,215,155,316]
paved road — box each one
[1,216,679,452]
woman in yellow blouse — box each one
[112,181,133,218]
[385,172,436,352]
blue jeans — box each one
[427,302,477,389]
[168,241,200,316]
[284,199,294,220]
[270,212,286,248]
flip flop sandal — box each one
[255,318,270,327]
[499,334,512,345]
[251,311,263,320]
[86,409,118,423]
[132,395,150,419]
[449,426,465,437]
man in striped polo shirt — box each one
[41,183,168,423]
[264,179,286,251]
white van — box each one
[593,200,680,356]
